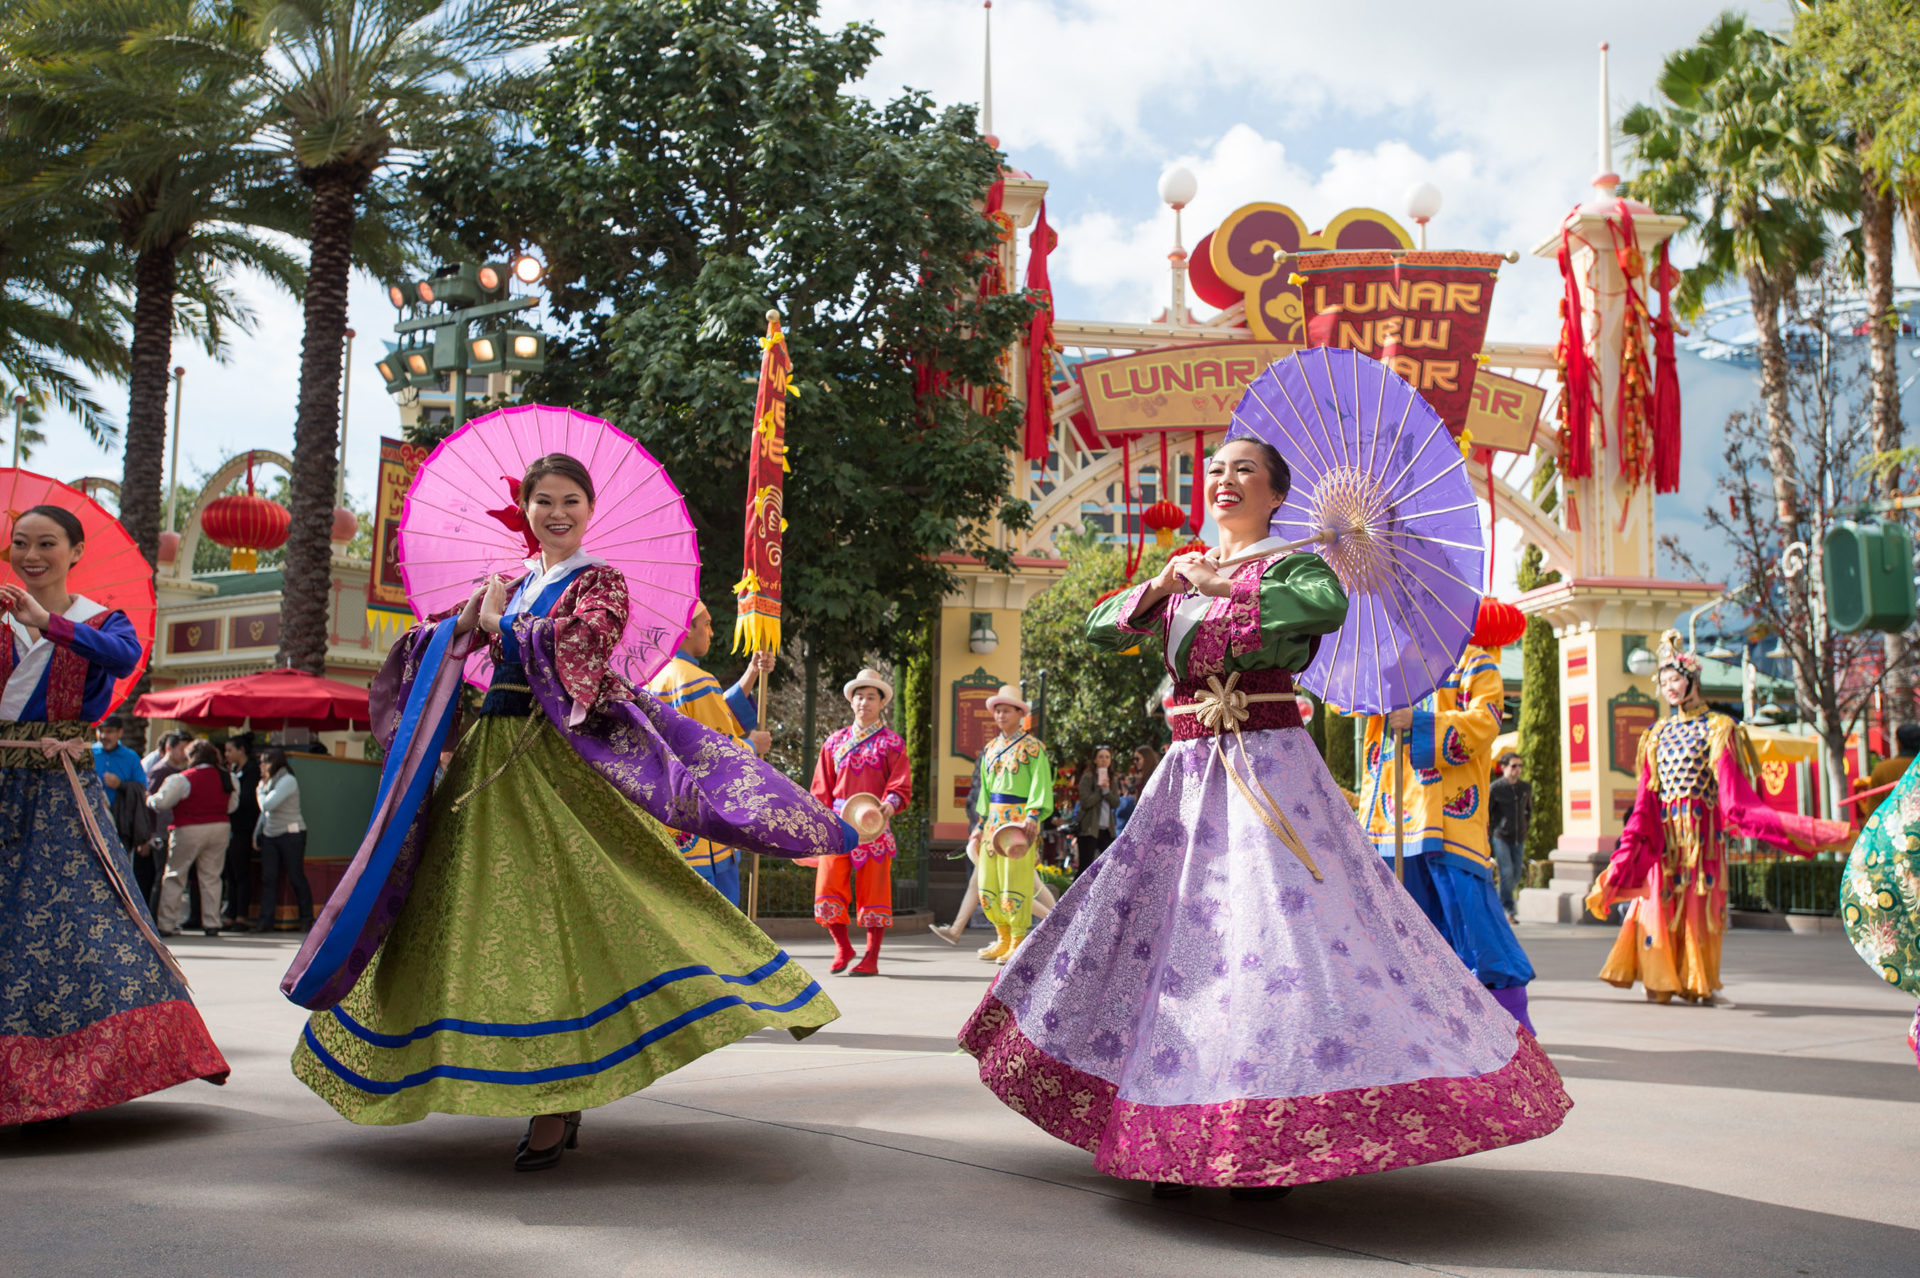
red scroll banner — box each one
[733,312,791,655]
[1294,250,1505,438]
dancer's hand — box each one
[477,575,511,635]
[1386,707,1413,732]
[1172,554,1232,598]
[452,583,486,636]
[0,583,49,630]
[747,729,771,756]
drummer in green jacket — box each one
[974,684,1055,964]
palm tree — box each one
[243,0,567,674]
[0,0,305,570]
[1621,12,1843,528]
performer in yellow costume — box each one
[1587,631,1847,1004]
[1355,631,1535,1030]
[647,601,773,907]
[973,685,1054,964]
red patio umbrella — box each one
[135,666,371,731]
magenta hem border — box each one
[959,994,1572,1187]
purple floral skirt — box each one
[959,724,1571,1187]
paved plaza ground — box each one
[5,922,1917,1277]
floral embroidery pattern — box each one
[1440,727,1471,767]
[960,997,1570,1187]
[1444,785,1480,820]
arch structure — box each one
[1009,326,1574,583]
[168,450,295,582]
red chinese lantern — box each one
[1172,538,1210,557]
[1471,596,1528,650]
[201,454,290,572]
[1143,499,1186,548]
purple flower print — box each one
[1292,801,1312,820]
[1411,995,1435,1015]
[1330,938,1350,956]
[1212,958,1230,978]
[1043,1010,1062,1032]
[1161,966,1186,996]
[1014,960,1038,982]
[1240,952,1263,971]
[1052,950,1074,979]
[1461,985,1486,1014]
[1393,918,1411,938]
[1264,965,1304,994]
[1114,895,1137,922]
[1445,1014,1471,1042]
[1231,1059,1262,1087]
[1185,896,1223,928]
[1089,1030,1124,1061]
[1278,886,1309,915]
[1351,1013,1372,1030]
[1310,1037,1354,1071]
[1354,967,1383,988]
[1405,1043,1432,1067]
[1132,939,1154,961]
[1388,967,1407,985]
[1150,1045,1183,1077]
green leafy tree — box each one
[1515,452,1562,864]
[410,0,1035,671]
[240,0,567,673]
[1,0,305,572]
[1021,527,1173,770]
[1622,12,1844,529]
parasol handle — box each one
[1393,727,1407,884]
[749,663,770,923]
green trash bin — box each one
[1824,519,1916,634]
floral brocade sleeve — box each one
[510,565,632,720]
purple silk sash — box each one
[282,617,851,1011]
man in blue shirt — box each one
[91,715,146,792]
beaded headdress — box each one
[1654,628,1701,684]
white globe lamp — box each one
[1404,181,1442,248]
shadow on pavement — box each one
[1543,1041,1920,1102]
[0,1098,230,1158]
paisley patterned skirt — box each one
[1,721,229,1123]
[959,724,1571,1188]
[293,709,839,1124]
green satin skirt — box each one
[293,711,838,1125]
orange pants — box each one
[815,854,893,929]
[1599,889,1723,1001]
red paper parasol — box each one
[1,468,155,718]
[134,667,370,731]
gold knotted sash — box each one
[0,736,189,985]
[1162,672,1323,882]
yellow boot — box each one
[979,924,1012,962]
[998,932,1027,966]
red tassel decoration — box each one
[1022,201,1058,463]
[1555,219,1595,480]
[1651,241,1683,494]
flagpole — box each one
[737,308,790,925]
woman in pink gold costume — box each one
[960,434,1572,1200]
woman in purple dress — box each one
[960,436,1571,1199]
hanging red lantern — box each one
[1471,596,1528,650]
[201,453,290,572]
[1143,499,1186,548]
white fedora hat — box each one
[842,667,894,706]
[983,684,1029,714]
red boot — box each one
[849,927,885,977]
[826,923,855,974]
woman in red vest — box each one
[149,740,236,937]
[1,504,228,1126]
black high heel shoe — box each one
[513,1111,581,1171]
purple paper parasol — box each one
[1229,347,1484,714]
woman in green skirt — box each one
[283,453,853,1170]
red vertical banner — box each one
[1294,250,1505,438]
[733,313,790,655]
[1567,695,1591,770]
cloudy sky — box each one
[36,0,1831,592]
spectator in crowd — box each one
[1076,745,1120,869]
[148,741,236,937]
[254,748,314,932]
[143,732,193,909]
[1862,723,1920,821]
[1488,750,1533,922]
[1116,744,1161,836]
[222,733,262,929]
[92,717,154,894]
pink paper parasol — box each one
[395,405,700,690]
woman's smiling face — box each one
[1205,439,1281,535]
[8,513,81,590]
[523,475,593,559]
